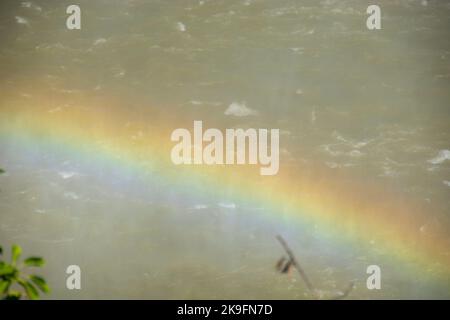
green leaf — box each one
[24,257,45,267]
[0,279,10,294]
[18,279,39,300]
[11,244,22,265]
[0,168,4,174]
[30,275,50,294]
[0,264,17,278]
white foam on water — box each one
[325,161,355,169]
[311,108,316,124]
[428,149,450,165]
[379,166,399,177]
[15,16,29,26]
[188,100,222,106]
[332,131,373,149]
[218,202,236,209]
[224,102,257,117]
[113,69,126,78]
[48,107,62,113]
[325,162,339,169]
[93,38,107,46]
[176,22,186,32]
[58,171,77,179]
[290,47,304,54]
[320,144,342,157]
[21,2,42,12]
[348,150,364,157]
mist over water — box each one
[0,0,450,299]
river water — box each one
[0,0,450,299]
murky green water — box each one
[1,0,450,299]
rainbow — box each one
[1,91,450,287]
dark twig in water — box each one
[329,281,355,300]
[275,235,354,300]
[276,235,317,297]
[275,257,287,272]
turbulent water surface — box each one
[0,0,450,299]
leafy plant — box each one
[0,169,50,299]
[0,245,50,300]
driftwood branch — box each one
[276,234,354,300]
[276,235,317,297]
